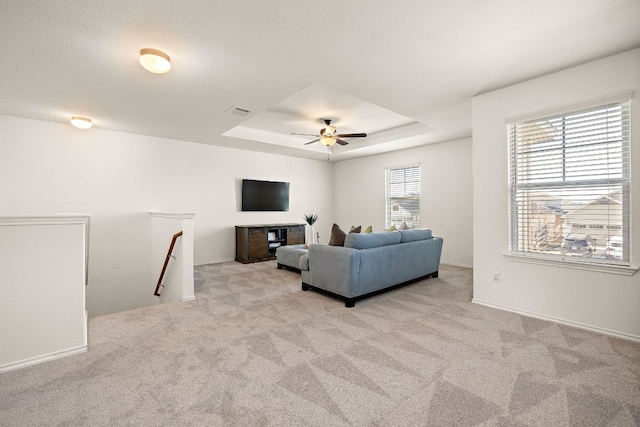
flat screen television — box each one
[241,179,290,211]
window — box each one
[508,99,630,265]
[385,164,420,229]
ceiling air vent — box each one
[226,106,251,116]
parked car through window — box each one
[561,235,594,255]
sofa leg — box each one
[345,298,355,308]
[432,270,439,278]
[302,283,310,291]
[277,263,283,269]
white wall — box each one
[332,138,473,268]
[0,116,332,316]
[0,215,88,372]
[471,48,640,340]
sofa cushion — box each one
[399,229,433,243]
[344,231,402,249]
[350,225,362,233]
[329,223,347,246]
[363,225,373,234]
[299,254,309,271]
[385,225,397,231]
[399,221,410,230]
[276,244,308,269]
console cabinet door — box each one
[287,225,304,245]
[247,227,268,260]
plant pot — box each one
[305,225,316,245]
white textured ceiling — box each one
[1,1,639,162]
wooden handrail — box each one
[154,231,183,296]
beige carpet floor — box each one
[1,262,639,426]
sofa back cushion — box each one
[344,231,401,249]
[399,229,433,243]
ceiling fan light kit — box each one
[321,137,336,147]
[296,119,367,147]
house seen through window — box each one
[385,164,420,229]
[508,98,631,265]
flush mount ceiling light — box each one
[139,48,171,74]
[70,116,92,129]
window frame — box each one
[506,96,635,274]
[385,164,421,229]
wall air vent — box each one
[226,106,251,116]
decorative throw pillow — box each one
[329,223,347,246]
[350,225,362,233]
[363,225,373,233]
[399,221,410,230]
[386,225,397,231]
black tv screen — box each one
[242,179,290,211]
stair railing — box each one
[154,231,183,296]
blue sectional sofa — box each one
[298,229,443,307]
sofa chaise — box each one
[298,229,443,307]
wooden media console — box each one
[235,223,305,263]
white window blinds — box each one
[508,99,631,264]
[385,165,420,229]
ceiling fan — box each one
[292,119,367,147]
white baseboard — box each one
[194,257,234,266]
[472,299,640,343]
[181,295,195,302]
[441,261,473,269]
[0,345,88,374]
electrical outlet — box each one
[492,271,500,282]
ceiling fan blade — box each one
[335,139,349,146]
[304,138,320,145]
[335,133,367,138]
[291,133,320,137]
